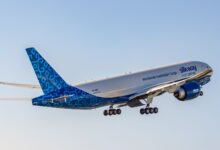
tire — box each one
[149,108,154,114]
[116,109,121,115]
[113,109,117,115]
[109,109,113,116]
[140,108,145,115]
[200,91,203,96]
[103,110,108,116]
[145,108,150,114]
[153,107,158,113]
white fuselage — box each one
[76,61,212,98]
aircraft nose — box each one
[207,64,212,70]
[207,64,213,75]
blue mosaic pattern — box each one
[32,86,131,109]
[26,47,131,109]
[26,48,69,94]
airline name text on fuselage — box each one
[179,66,197,73]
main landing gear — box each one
[140,106,158,115]
[103,109,121,116]
[103,107,122,116]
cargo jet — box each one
[0,48,213,116]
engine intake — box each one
[174,81,201,101]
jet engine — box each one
[174,81,202,101]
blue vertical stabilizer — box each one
[26,47,69,94]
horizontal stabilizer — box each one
[0,97,32,101]
[0,81,40,89]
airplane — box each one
[0,48,213,116]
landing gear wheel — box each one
[112,109,117,115]
[153,107,158,113]
[109,109,113,116]
[103,107,122,116]
[140,108,145,115]
[149,108,154,114]
[116,109,122,115]
[145,108,150,114]
[140,106,159,115]
[200,91,204,96]
[103,110,108,116]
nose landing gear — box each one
[200,91,204,96]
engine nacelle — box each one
[174,81,201,101]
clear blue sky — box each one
[0,0,219,150]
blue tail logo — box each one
[26,48,69,94]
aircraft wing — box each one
[129,79,186,101]
[128,69,212,107]
[0,81,40,89]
